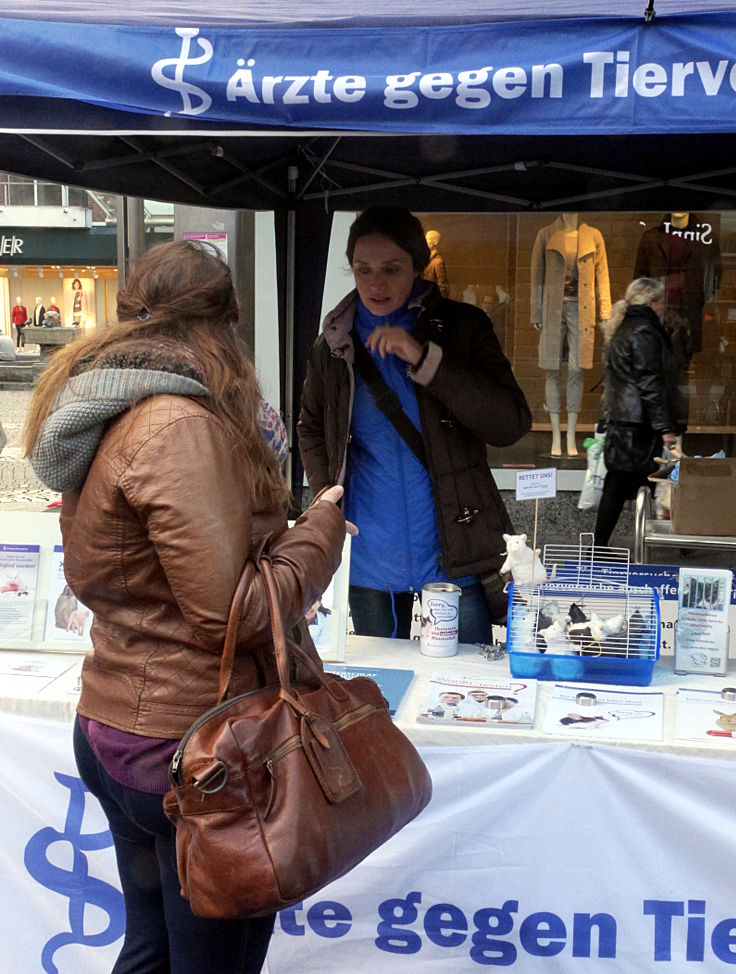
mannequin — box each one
[531,212,611,457]
[634,211,720,360]
[48,295,60,313]
[11,296,27,348]
[32,296,45,328]
[423,229,450,297]
[70,278,87,326]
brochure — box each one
[299,530,350,662]
[675,687,736,744]
[44,546,94,646]
[0,543,40,642]
[542,683,664,741]
[324,665,414,716]
[674,568,732,676]
[417,672,537,727]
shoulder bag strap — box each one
[217,554,347,705]
[352,331,428,469]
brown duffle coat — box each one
[530,217,612,371]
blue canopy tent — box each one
[1,0,735,494]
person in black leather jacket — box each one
[594,277,683,546]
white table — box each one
[4,638,736,973]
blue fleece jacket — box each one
[344,287,447,593]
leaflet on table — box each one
[44,545,93,646]
[324,665,414,716]
[674,568,732,676]
[0,650,76,693]
[542,683,664,741]
[417,672,537,727]
[0,543,40,642]
[675,687,736,743]
[301,531,350,662]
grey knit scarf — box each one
[31,344,208,492]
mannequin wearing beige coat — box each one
[531,213,611,456]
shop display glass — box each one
[415,210,735,461]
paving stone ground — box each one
[0,389,59,511]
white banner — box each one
[4,715,736,972]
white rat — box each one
[500,533,547,589]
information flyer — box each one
[676,687,736,745]
[0,543,40,642]
[542,683,664,741]
[44,545,93,645]
[674,568,732,676]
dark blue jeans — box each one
[73,718,274,974]
[349,581,493,644]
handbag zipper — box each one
[170,683,280,786]
[263,703,378,819]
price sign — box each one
[515,467,557,501]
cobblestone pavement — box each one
[0,389,60,511]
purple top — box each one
[79,717,178,795]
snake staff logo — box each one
[24,773,124,974]
[151,27,214,116]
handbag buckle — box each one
[192,759,229,794]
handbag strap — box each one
[217,559,256,702]
[352,331,428,469]
[217,554,347,705]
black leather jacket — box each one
[602,304,683,473]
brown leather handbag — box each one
[163,553,432,919]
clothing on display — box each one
[531,212,612,457]
[423,230,450,298]
[11,299,27,348]
[634,212,721,358]
[32,297,45,328]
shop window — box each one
[413,211,734,456]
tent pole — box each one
[284,166,299,488]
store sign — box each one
[0,234,23,256]
[0,228,116,264]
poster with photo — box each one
[542,684,664,741]
[0,543,40,642]
[417,672,537,727]
[44,546,93,646]
[676,687,736,744]
[674,568,732,676]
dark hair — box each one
[346,206,431,273]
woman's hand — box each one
[365,325,424,366]
[315,485,358,535]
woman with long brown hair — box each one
[25,240,348,973]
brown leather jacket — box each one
[62,394,345,739]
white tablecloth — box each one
[3,637,736,973]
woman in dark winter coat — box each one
[594,277,684,546]
[297,206,531,642]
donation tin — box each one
[420,582,461,658]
